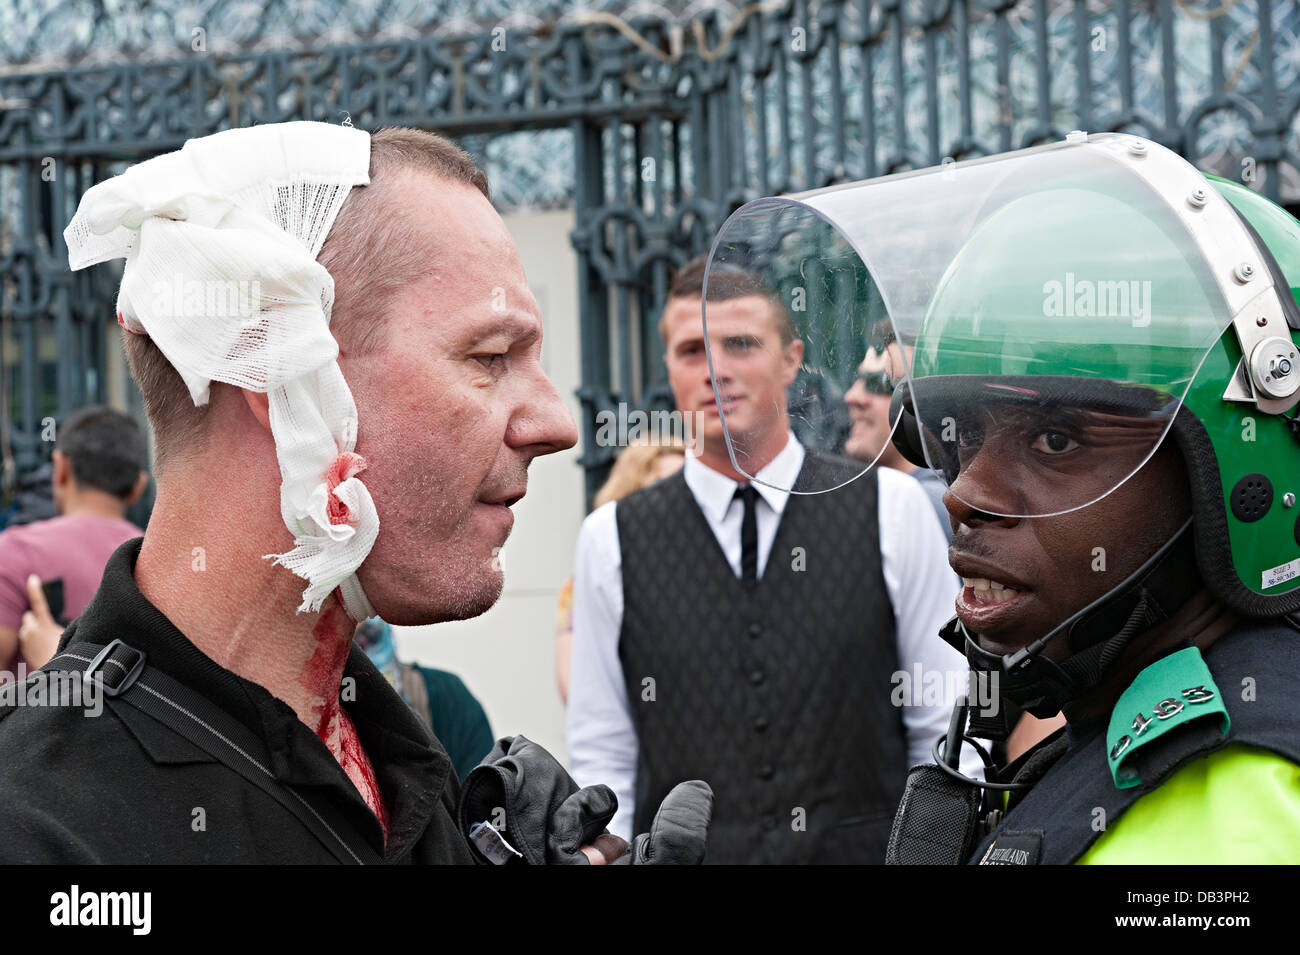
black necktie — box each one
[735,485,759,587]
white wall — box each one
[394,207,584,766]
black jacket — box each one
[0,538,475,864]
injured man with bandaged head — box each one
[0,122,711,865]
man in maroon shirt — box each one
[0,406,148,671]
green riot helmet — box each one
[900,160,1300,620]
[702,132,1300,717]
[895,151,1300,714]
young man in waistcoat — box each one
[567,255,979,864]
[881,138,1300,863]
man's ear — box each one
[241,389,271,432]
[51,450,71,489]
[124,471,149,508]
[782,338,804,386]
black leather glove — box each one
[611,780,713,865]
[458,735,616,864]
[457,735,712,865]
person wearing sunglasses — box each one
[844,339,951,541]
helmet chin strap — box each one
[944,516,1200,724]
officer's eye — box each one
[1031,430,1078,455]
[474,353,507,373]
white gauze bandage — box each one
[64,121,379,619]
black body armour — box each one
[971,620,1300,864]
[616,454,906,864]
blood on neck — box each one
[306,594,390,840]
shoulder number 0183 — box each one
[1110,685,1216,761]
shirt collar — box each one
[683,431,804,523]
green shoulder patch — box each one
[1106,646,1230,789]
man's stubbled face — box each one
[340,171,578,625]
[942,403,1191,658]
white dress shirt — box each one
[566,432,983,839]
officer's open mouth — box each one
[954,582,1032,635]
[961,577,1021,604]
[950,554,1034,634]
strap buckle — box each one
[84,639,146,697]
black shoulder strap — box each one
[46,640,382,865]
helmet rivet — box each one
[1188,188,1207,208]
[1235,262,1256,283]
[1257,316,1269,326]
[1128,139,1147,155]
[1249,338,1300,399]
[1285,493,1297,509]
